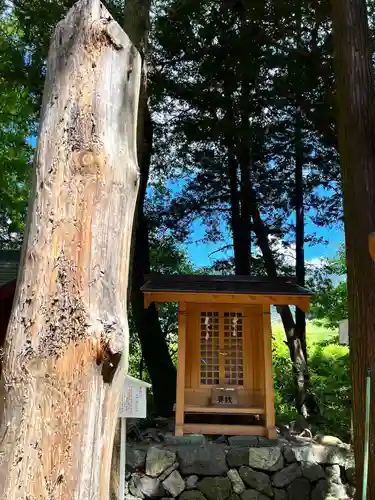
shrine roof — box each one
[141,274,313,296]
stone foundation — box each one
[125,437,355,500]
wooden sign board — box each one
[339,319,349,346]
[211,387,239,406]
[119,375,151,419]
[118,376,151,500]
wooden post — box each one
[0,1,141,498]
[262,305,276,439]
[175,302,187,436]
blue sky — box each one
[164,179,344,269]
[28,135,343,270]
[185,219,343,268]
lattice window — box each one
[200,312,220,385]
[223,312,244,386]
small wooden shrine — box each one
[142,275,312,438]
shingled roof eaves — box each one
[0,250,21,287]
[141,274,313,296]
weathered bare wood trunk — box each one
[0,1,141,498]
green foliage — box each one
[272,322,351,440]
[309,246,348,328]
[0,9,34,248]
[150,0,341,273]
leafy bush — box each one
[272,322,351,440]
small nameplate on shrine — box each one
[211,387,239,406]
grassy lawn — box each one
[271,320,338,345]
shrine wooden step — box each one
[184,405,265,415]
[183,423,266,436]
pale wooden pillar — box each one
[175,302,187,436]
[262,304,276,439]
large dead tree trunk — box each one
[331,0,375,494]
[0,1,141,498]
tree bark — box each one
[237,81,252,275]
[250,189,312,416]
[0,1,141,498]
[331,0,375,494]
[294,2,308,367]
[228,148,248,274]
[131,205,177,418]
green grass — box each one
[271,320,338,345]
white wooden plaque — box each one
[339,319,349,345]
[118,375,151,419]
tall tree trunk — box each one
[295,116,308,363]
[237,82,252,275]
[131,210,177,418]
[294,113,310,416]
[228,148,249,275]
[294,0,308,366]
[250,190,311,416]
[0,1,141,498]
[331,0,375,493]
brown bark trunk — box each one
[294,3,308,367]
[0,1,141,498]
[331,0,375,494]
[131,209,176,418]
[250,190,311,416]
[295,120,308,365]
[228,149,249,275]
[237,81,252,275]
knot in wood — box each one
[78,150,95,167]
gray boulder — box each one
[289,444,350,466]
[282,447,297,464]
[186,475,199,490]
[258,437,278,448]
[129,473,144,498]
[127,448,147,471]
[162,470,185,498]
[164,435,206,446]
[327,482,350,500]
[272,463,301,488]
[249,447,284,472]
[197,477,232,500]
[228,469,246,494]
[228,495,241,500]
[129,473,165,498]
[227,447,250,468]
[287,478,310,500]
[239,466,273,497]
[273,489,287,500]
[326,464,342,484]
[345,466,356,486]
[158,462,179,482]
[178,444,228,476]
[229,436,259,447]
[311,480,329,500]
[241,490,270,500]
[145,447,176,478]
[301,462,325,482]
[179,491,207,500]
